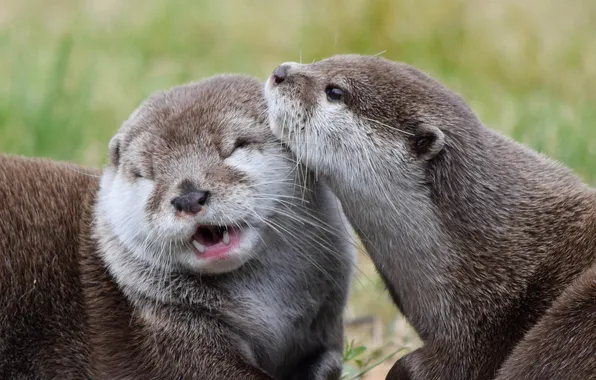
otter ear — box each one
[108,134,122,167]
[412,124,445,161]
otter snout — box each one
[270,62,300,86]
[272,65,289,84]
[171,191,209,214]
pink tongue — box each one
[193,226,223,247]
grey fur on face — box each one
[264,54,596,380]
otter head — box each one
[263,54,481,196]
[97,75,293,275]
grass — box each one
[1,0,595,378]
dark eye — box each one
[325,86,344,102]
[131,168,143,179]
[232,139,250,151]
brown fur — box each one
[264,54,596,380]
[0,155,94,379]
[495,262,596,380]
[0,154,272,380]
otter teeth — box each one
[192,240,206,253]
[223,230,230,245]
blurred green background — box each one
[2,0,595,377]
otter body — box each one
[0,75,356,380]
[495,262,596,380]
[264,54,596,380]
[0,155,95,379]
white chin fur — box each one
[263,84,284,141]
[97,169,260,274]
[268,116,290,143]
[264,89,322,170]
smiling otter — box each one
[0,74,356,380]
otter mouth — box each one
[191,225,241,259]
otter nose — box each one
[171,191,209,214]
[272,65,289,85]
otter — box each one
[495,261,596,380]
[263,54,596,380]
[0,74,356,380]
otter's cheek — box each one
[102,175,154,236]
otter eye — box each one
[131,168,143,179]
[232,139,250,152]
[325,86,344,102]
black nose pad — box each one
[272,64,288,84]
[171,191,209,214]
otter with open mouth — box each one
[263,54,596,380]
[0,74,356,380]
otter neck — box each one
[325,124,596,342]
[325,166,450,333]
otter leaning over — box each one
[263,54,596,380]
[0,74,356,380]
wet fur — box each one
[0,75,356,379]
[265,54,596,380]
